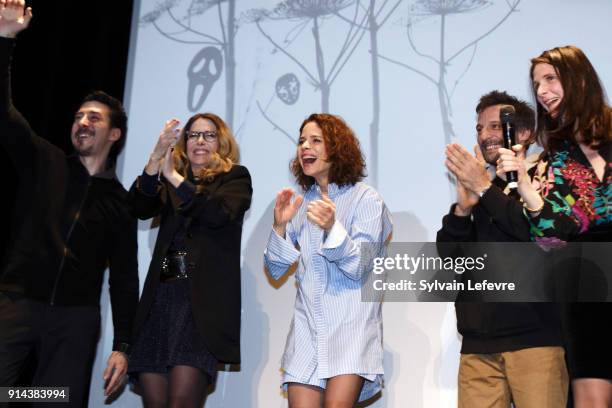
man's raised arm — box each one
[0,1,41,163]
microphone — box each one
[500,105,518,189]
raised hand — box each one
[273,188,303,237]
[454,181,479,217]
[473,144,486,165]
[306,192,335,232]
[161,144,184,188]
[152,118,180,160]
[445,143,491,195]
[0,0,32,38]
[145,119,180,175]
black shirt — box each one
[437,177,563,354]
[0,37,139,349]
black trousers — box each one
[0,292,100,408]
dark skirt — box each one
[563,303,612,380]
[128,278,218,383]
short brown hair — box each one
[172,112,239,180]
[476,90,535,134]
[530,45,612,152]
[291,113,366,191]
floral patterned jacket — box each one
[528,140,612,245]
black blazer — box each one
[130,164,252,364]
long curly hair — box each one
[291,113,366,191]
[172,112,239,180]
[530,45,612,152]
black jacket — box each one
[129,164,252,364]
[436,177,562,354]
[0,37,139,349]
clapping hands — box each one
[273,189,336,237]
[306,193,335,232]
[273,188,303,237]
[145,119,182,182]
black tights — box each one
[139,365,210,408]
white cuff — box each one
[322,220,347,249]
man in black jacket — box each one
[0,2,138,406]
[437,91,568,407]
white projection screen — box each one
[88,1,612,407]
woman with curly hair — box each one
[264,113,392,407]
[128,113,252,407]
[498,46,612,407]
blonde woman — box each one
[128,113,252,407]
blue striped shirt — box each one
[264,182,392,401]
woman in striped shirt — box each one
[264,113,392,407]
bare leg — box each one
[139,372,168,408]
[168,365,210,408]
[288,382,324,408]
[573,378,612,408]
[324,374,364,408]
